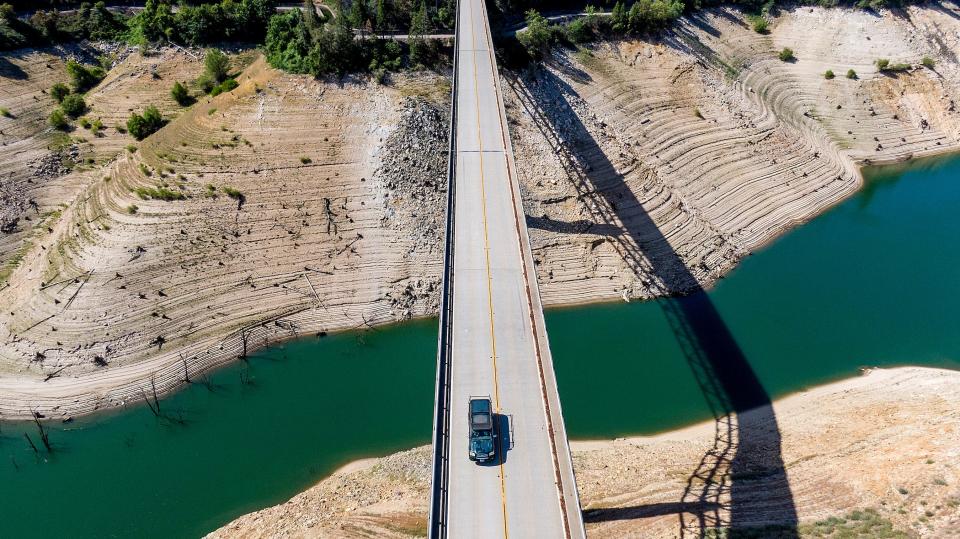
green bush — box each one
[875,58,911,73]
[171,81,192,106]
[565,18,593,44]
[79,116,91,129]
[209,78,239,97]
[60,93,87,118]
[922,56,935,69]
[50,83,70,103]
[847,69,858,79]
[300,156,312,164]
[824,69,835,79]
[127,204,138,214]
[778,47,795,62]
[0,107,10,118]
[126,105,165,141]
[749,15,768,34]
[66,60,105,93]
[48,108,68,130]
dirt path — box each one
[208,367,960,538]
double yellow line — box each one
[465,0,509,536]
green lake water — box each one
[2,155,960,537]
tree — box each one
[171,81,192,106]
[204,48,230,83]
[264,9,313,73]
[611,1,628,33]
[374,0,387,34]
[302,0,322,37]
[308,15,359,76]
[127,106,165,140]
[517,9,553,59]
[60,93,86,118]
[50,83,70,103]
[408,0,429,67]
[350,0,368,33]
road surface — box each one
[439,0,585,537]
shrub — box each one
[300,156,312,164]
[0,107,10,118]
[778,47,795,62]
[60,93,86,117]
[565,18,592,44]
[223,186,243,199]
[693,108,703,119]
[846,69,857,79]
[204,49,230,84]
[66,60,105,93]
[48,108,69,130]
[749,16,768,34]
[209,78,238,97]
[922,56,935,69]
[875,58,911,72]
[50,83,70,103]
[824,69,835,79]
[126,144,137,153]
[135,186,184,201]
[127,106,165,140]
[127,204,138,214]
[79,117,91,129]
[171,81,192,106]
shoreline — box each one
[209,365,960,538]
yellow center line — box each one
[465,0,509,537]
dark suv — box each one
[468,396,496,463]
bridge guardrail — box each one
[427,0,460,537]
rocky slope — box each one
[210,367,960,538]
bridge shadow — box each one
[504,65,798,537]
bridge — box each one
[428,0,585,537]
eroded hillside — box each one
[0,50,449,418]
[509,5,960,305]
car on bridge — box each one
[468,396,497,463]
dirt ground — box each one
[0,5,959,424]
[208,367,960,538]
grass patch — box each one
[208,108,217,115]
[922,56,935,69]
[139,163,152,176]
[222,186,243,199]
[126,144,138,153]
[703,508,908,538]
[134,186,185,201]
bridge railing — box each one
[427,0,461,537]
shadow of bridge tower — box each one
[504,63,799,538]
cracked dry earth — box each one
[209,367,960,538]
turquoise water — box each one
[1,155,959,537]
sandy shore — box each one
[208,366,960,538]
[2,5,960,421]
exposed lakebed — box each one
[2,155,959,537]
